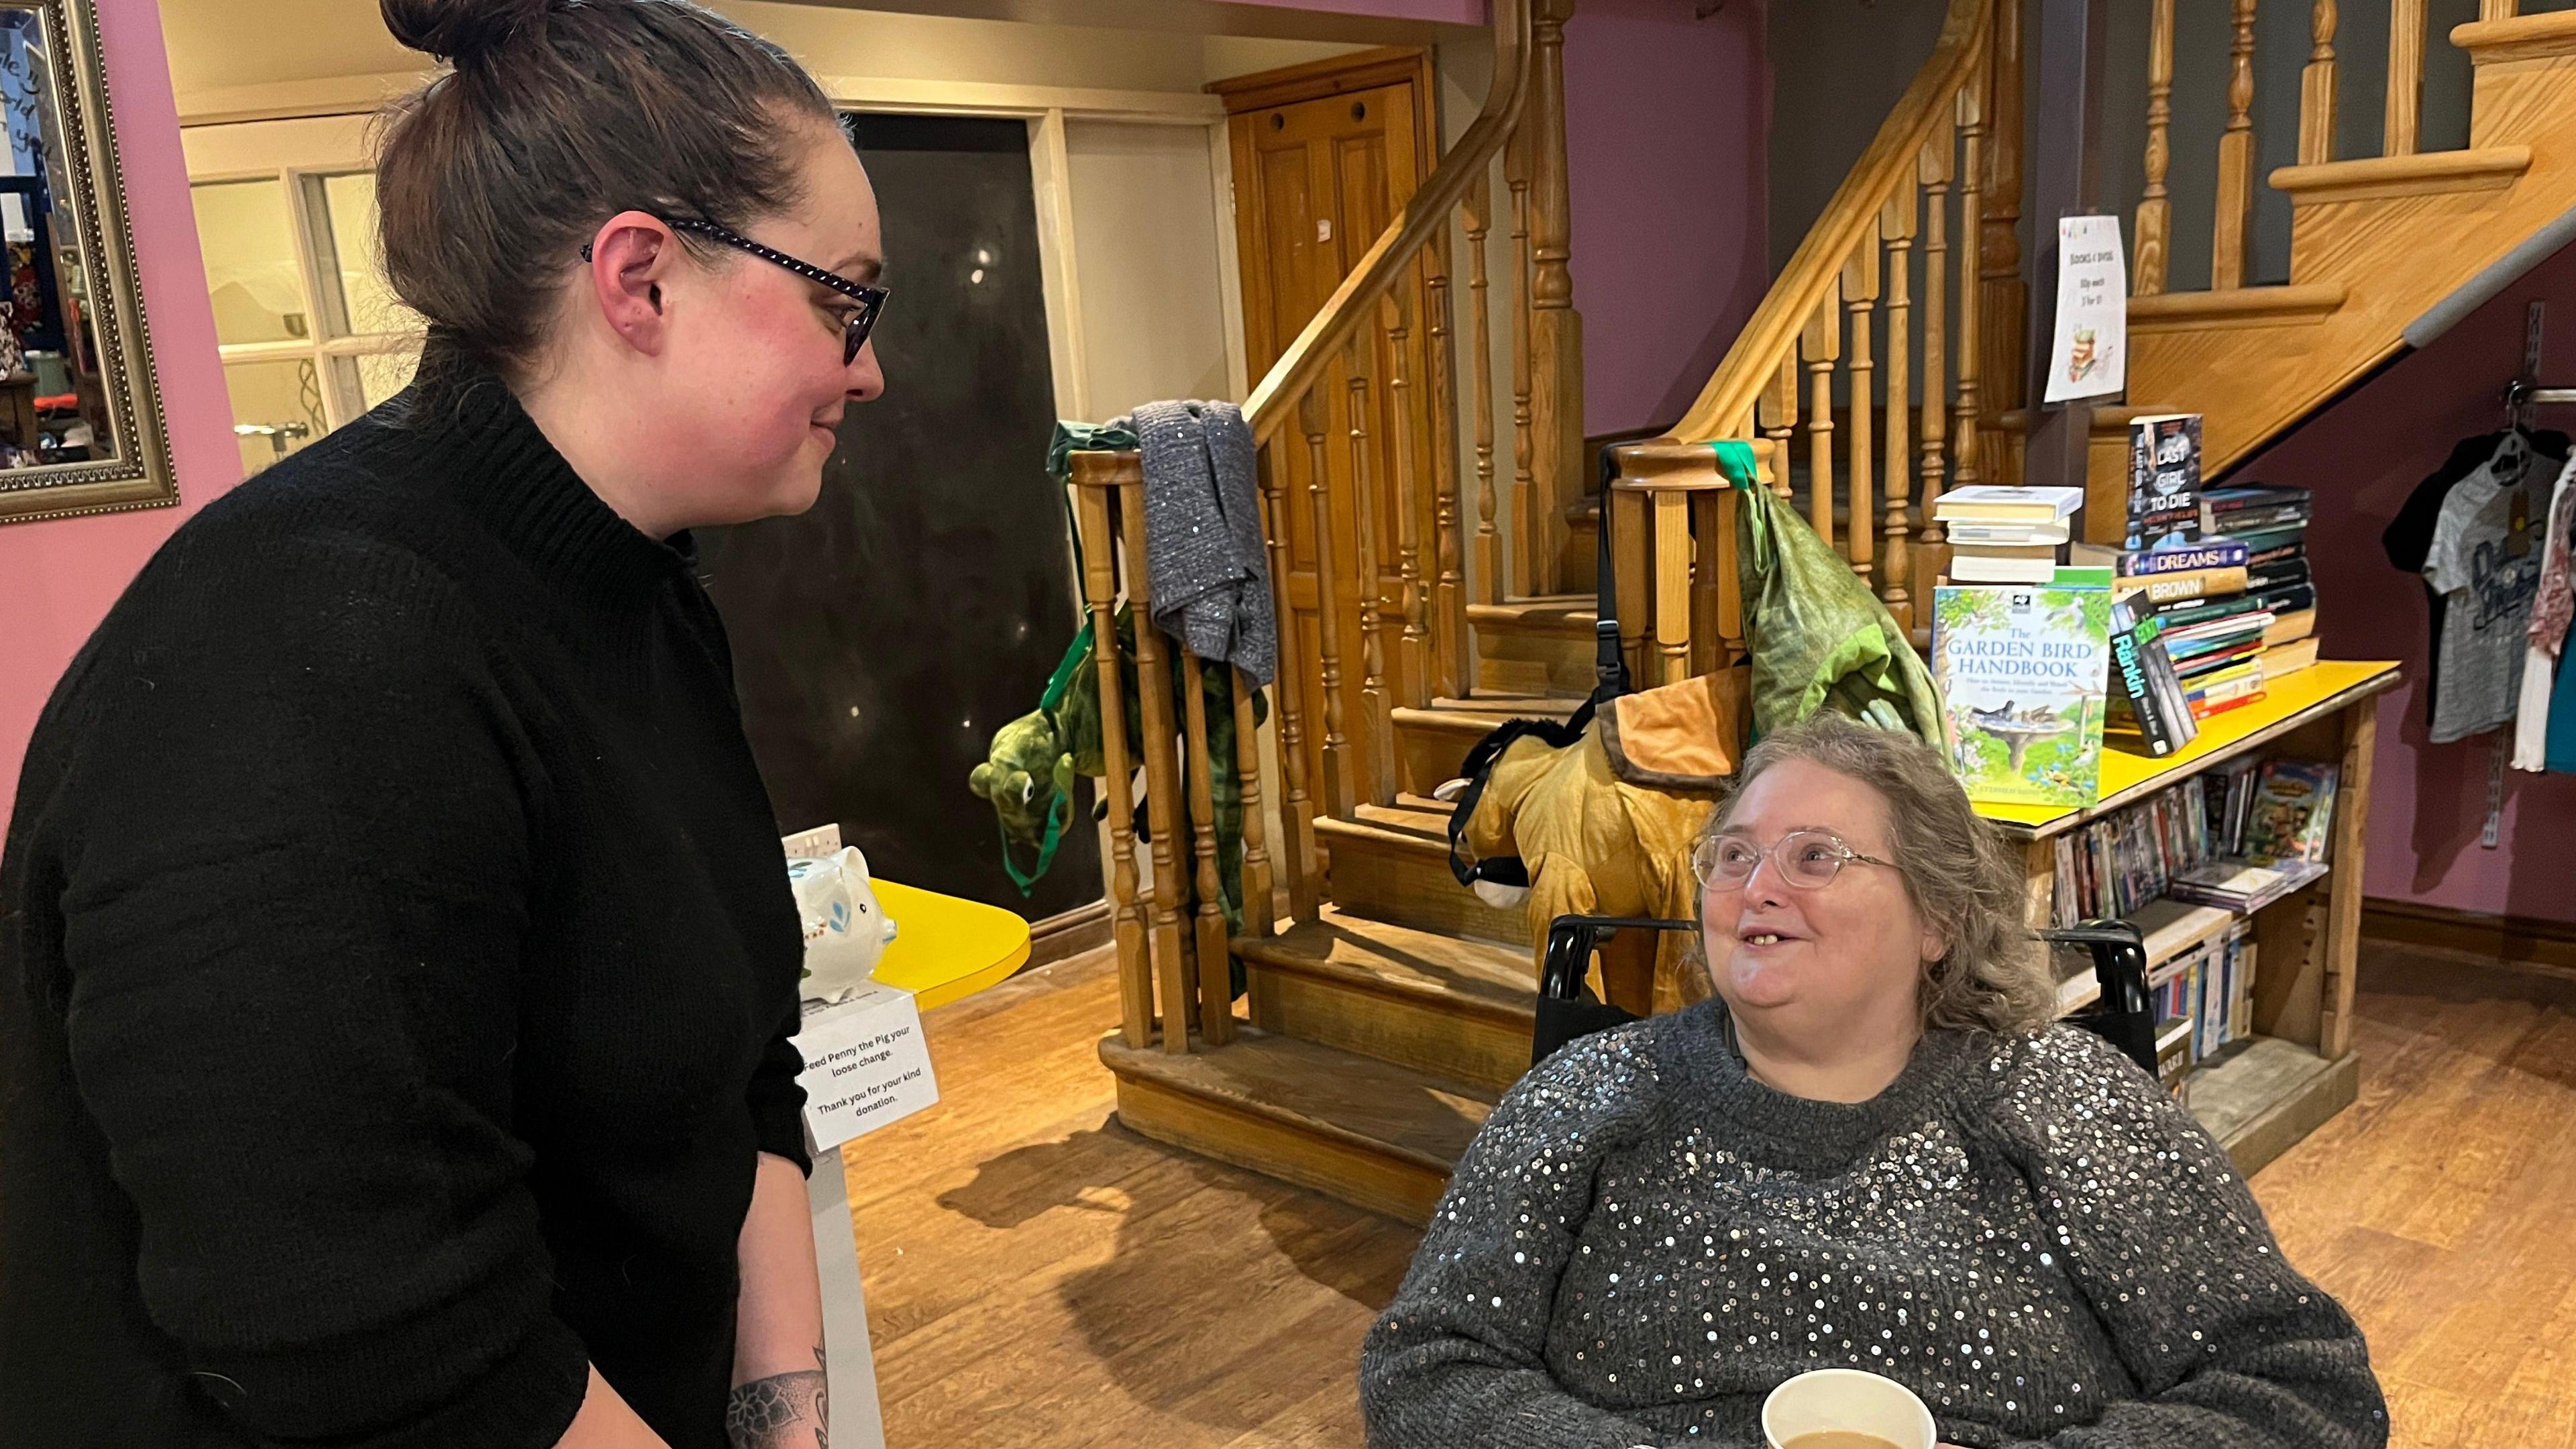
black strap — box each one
[1593,447,1629,706]
[1446,453,1631,891]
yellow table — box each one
[866,879,1032,1009]
[1972,660,2403,839]
[809,878,1028,1449]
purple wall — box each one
[2229,240,2576,924]
[1562,0,1770,435]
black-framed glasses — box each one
[583,216,888,366]
[1692,829,1896,891]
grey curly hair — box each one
[1692,712,2057,1036]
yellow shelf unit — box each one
[1996,660,2401,1175]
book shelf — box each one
[1982,659,2402,1175]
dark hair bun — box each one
[380,0,551,66]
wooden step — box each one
[2269,146,2531,205]
[1100,1027,1495,1224]
[1316,800,1531,947]
[1390,692,1585,793]
[2125,283,2349,333]
[2455,9,2576,66]
[1467,593,1600,694]
[1238,907,1537,1090]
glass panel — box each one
[309,172,419,339]
[191,179,308,346]
[326,347,421,419]
[224,357,325,476]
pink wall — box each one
[1561,0,1769,435]
[2231,239,2576,924]
[0,0,239,835]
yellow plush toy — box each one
[1454,723,1720,1017]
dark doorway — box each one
[700,113,1099,922]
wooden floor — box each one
[843,939,2576,1448]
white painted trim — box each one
[176,68,1222,129]
[1207,119,1251,402]
[814,73,1222,123]
[1028,109,1093,423]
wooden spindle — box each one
[1918,120,1953,562]
[1611,485,1650,688]
[1842,226,1878,590]
[1803,278,1841,553]
[1951,83,1984,494]
[1347,344,1396,806]
[1690,490,1727,672]
[1654,489,1691,685]
[1254,451,1317,922]
[1879,189,1916,629]
[1979,0,2027,482]
[1508,125,1538,603]
[1301,388,1355,820]
[2214,0,2259,290]
[1466,173,1502,606]
[1179,648,1233,1046]
[1071,467,1148,1051]
[1385,289,1430,710]
[2300,1,2339,166]
[1760,355,1798,504]
[1428,234,1468,702]
[1120,474,1193,1054]
[1527,0,1580,594]
[2136,0,2176,296]
[1231,667,1276,936]
[2479,0,2519,18]
[2387,0,2426,157]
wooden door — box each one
[1224,50,1444,807]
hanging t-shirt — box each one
[2383,430,2572,730]
[2422,455,2547,743]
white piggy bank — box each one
[787,846,900,1004]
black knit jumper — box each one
[0,352,810,1449]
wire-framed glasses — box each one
[1691,829,1896,890]
[583,216,888,366]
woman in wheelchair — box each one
[1360,714,2385,1449]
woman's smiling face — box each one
[1700,757,1946,1036]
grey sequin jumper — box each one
[1360,1005,2386,1449]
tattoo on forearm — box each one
[727,1345,828,1449]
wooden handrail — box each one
[1241,0,1534,443]
[1668,0,1992,443]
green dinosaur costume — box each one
[972,417,1269,945]
[1720,441,1947,744]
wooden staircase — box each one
[1075,0,2576,1230]
[2116,8,2576,492]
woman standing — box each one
[0,3,885,1446]
[1360,715,2386,1448]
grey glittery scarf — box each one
[1134,399,1276,685]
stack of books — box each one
[2151,917,2256,1067]
[1935,486,2086,583]
[2103,592,2198,757]
[2047,773,2218,924]
[2164,854,2328,912]
[2071,537,2273,722]
[2199,482,2320,683]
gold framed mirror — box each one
[0,0,176,526]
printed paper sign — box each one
[2045,215,2128,403]
[794,980,939,1151]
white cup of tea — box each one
[1760,1368,1939,1449]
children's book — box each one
[1933,577,2114,808]
[2241,760,2341,863]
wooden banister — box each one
[1241,0,1532,443]
[1670,0,1992,444]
